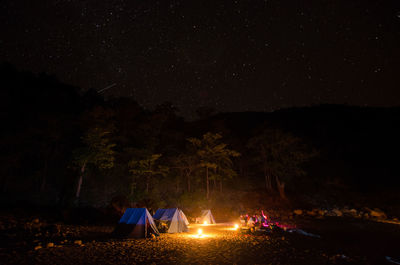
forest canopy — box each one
[1,64,400,214]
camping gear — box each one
[199,209,216,224]
[153,208,189,233]
[386,256,400,265]
[112,208,159,238]
[287,228,321,238]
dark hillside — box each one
[203,106,400,191]
[1,65,399,215]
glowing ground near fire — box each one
[1,217,400,265]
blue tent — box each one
[153,208,189,233]
[153,208,167,220]
[113,208,159,238]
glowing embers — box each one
[201,220,215,226]
[220,223,240,231]
[186,227,214,239]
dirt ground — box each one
[1,215,400,265]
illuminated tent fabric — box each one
[180,209,190,225]
[200,210,216,224]
[153,208,189,233]
[153,209,167,220]
[112,208,159,238]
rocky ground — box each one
[1,212,400,265]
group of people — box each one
[239,211,269,229]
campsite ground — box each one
[1,213,400,265]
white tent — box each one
[199,209,216,224]
[113,208,159,238]
[153,208,189,233]
[180,209,189,225]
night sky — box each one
[1,0,399,117]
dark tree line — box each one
[1,63,400,212]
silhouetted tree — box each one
[188,133,239,199]
[128,154,168,197]
[72,127,116,199]
[170,153,198,193]
[247,128,316,199]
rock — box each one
[74,240,82,245]
[293,209,303,215]
[45,224,61,234]
[348,209,358,216]
[47,242,54,248]
[34,245,42,250]
[332,209,343,217]
[369,208,386,219]
[307,210,317,216]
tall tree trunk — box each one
[219,180,222,193]
[264,166,272,191]
[75,161,86,198]
[206,166,209,199]
[275,175,287,200]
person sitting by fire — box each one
[254,214,260,227]
[239,215,246,227]
[260,213,266,224]
[247,216,255,228]
[261,211,269,225]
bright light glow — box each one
[197,228,203,235]
[187,232,214,239]
[221,224,240,231]
[203,221,208,225]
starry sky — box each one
[1,0,399,117]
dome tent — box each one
[199,209,216,224]
[112,208,159,238]
[153,208,189,233]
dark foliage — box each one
[1,64,399,216]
